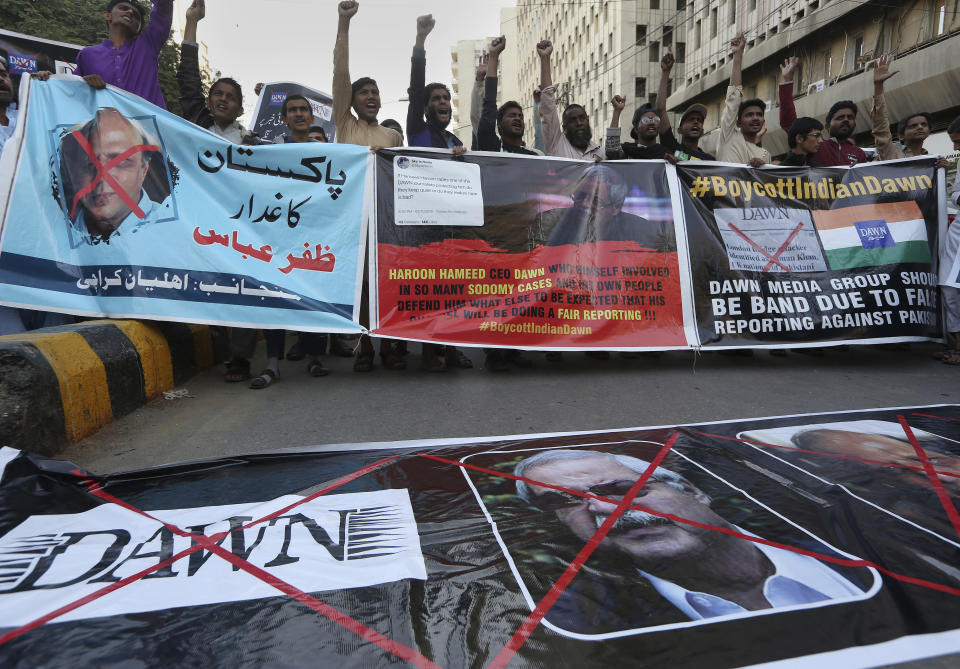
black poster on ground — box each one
[1,405,959,667]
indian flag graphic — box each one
[812,201,930,270]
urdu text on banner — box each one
[0,76,368,332]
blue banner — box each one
[0,77,367,332]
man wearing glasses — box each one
[606,100,677,163]
[513,449,869,630]
[779,117,824,167]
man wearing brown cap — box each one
[655,47,715,161]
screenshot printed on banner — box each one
[393,156,484,226]
[714,208,827,273]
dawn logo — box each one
[0,490,425,625]
[270,92,288,107]
[854,219,895,249]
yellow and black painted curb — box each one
[0,320,221,456]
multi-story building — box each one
[450,38,490,146]
[667,0,960,156]
[512,1,688,149]
[449,8,521,148]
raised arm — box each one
[477,38,504,151]
[144,0,175,52]
[333,1,359,128]
[606,96,626,159]
[177,0,205,121]
[656,47,674,134]
[536,40,562,153]
[720,33,746,143]
[778,56,799,132]
[870,54,902,161]
[730,32,745,88]
[470,53,487,136]
[406,14,434,137]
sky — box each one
[182,0,516,128]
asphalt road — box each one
[60,341,960,474]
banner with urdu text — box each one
[372,150,943,349]
[0,77,367,332]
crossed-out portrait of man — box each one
[58,107,174,247]
[506,448,874,635]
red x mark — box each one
[0,455,442,669]
[68,129,159,219]
[727,221,805,272]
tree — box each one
[0,0,205,115]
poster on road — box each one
[2,405,960,667]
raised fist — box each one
[536,40,553,58]
[338,1,358,19]
[417,14,436,39]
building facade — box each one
[666,0,960,156]
[512,0,688,149]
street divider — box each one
[0,320,218,455]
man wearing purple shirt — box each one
[74,1,173,109]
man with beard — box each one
[406,13,471,372]
[542,165,673,251]
[406,14,465,153]
[655,47,714,161]
[778,56,866,167]
[514,449,867,631]
[717,33,770,167]
[75,1,173,109]
[178,1,259,144]
[476,36,539,156]
[605,100,676,162]
[536,39,603,160]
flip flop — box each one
[249,369,277,389]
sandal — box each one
[307,360,329,377]
[446,347,473,369]
[942,351,960,365]
[224,359,251,382]
[380,352,407,370]
[422,352,447,372]
[249,369,277,389]
[353,353,374,372]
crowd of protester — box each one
[0,0,959,377]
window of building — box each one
[694,20,701,49]
[935,0,947,36]
[823,49,832,81]
[636,25,647,45]
[750,0,757,11]
[649,40,660,62]
[729,0,737,25]
[663,25,673,47]
[651,0,660,9]
[677,0,686,9]
[676,42,686,62]
[851,34,864,71]
[711,7,718,37]
[635,77,647,98]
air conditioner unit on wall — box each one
[807,79,825,95]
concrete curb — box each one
[0,320,221,456]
